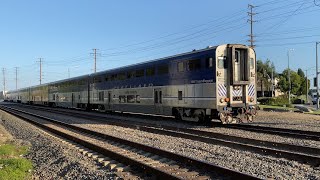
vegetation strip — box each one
[0,140,32,179]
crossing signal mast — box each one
[248,4,256,49]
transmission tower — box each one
[248,4,257,49]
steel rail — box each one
[12,103,320,141]
[2,104,320,167]
[218,123,320,141]
[0,105,259,180]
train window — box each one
[154,91,158,103]
[136,95,140,103]
[98,92,104,101]
[136,69,145,77]
[178,91,183,100]
[206,58,213,68]
[218,57,227,69]
[105,75,110,81]
[178,62,184,72]
[94,77,102,83]
[119,95,126,103]
[127,95,135,103]
[127,71,135,79]
[157,65,169,75]
[53,94,55,101]
[250,58,254,69]
[235,50,240,62]
[188,59,201,71]
[78,95,81,100]
[159,91,162,104]
[146,67,155,76]
[111,74,117,81]
[118,73,127,80]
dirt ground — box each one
[0,115,13,144]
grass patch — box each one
[0,143,32,180]
[259,104,297,111]
[0,158,32,180]
[0,144,28,158]
[306,110,320,115]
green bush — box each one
[257,96,294,107]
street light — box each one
[287,49,294,104]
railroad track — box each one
[217,123,320,141]
[3,104,320,167]
[0,105,258,180]
[8,103,320,141]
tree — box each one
[278,69,302,95]
[257,59,277,96]
[297,68,310,95]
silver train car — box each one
[6,44,257,123]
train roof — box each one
[7,44,244,93]
[92,45,218,76]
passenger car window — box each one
[136,69,145,77]
[178,91,183,100]
[218,57,227,69]
[250,58,255,69]
[178,62,184,72]
[157,65,169,75]
[206,58,213,68]
[127,95,135,103]
[188,59,201,71]
[146,67,155,76]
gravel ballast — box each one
[0,110,118,179]
[11,106,320,179]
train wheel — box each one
[219,112,232,124]
[246,114,254,122]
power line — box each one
[258,34,320,41]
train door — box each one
[154,88,163,114]
[71,93,74,107]
[229,46,250,104]
[107,91,112,110]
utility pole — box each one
[248,4,256,49]
[271,65,274,97]
[14,67,18,90]
[306,69,308,104]
[316,42,320,109]
[287,49,294,104]
[37,58,43,85]
[92,48,98,73]
[2,68,5,98]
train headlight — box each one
[225,98,230,102]
[250,97,254,102]
[233,86,241,90]
[220,98,225,103]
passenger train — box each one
[5,44,257,123]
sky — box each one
[1,0,320,91]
